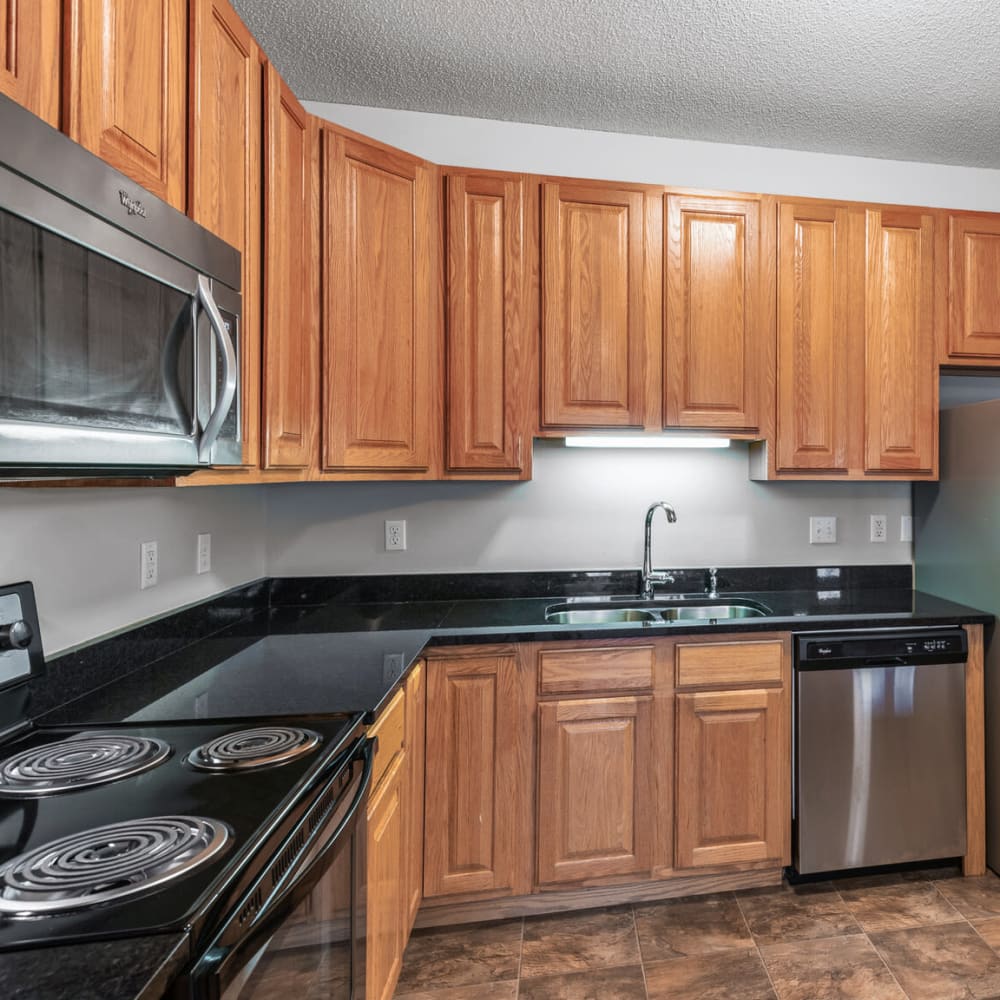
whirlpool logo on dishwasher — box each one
[118,190,148,218]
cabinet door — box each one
[0,0,60,125]
[446,172,532,474]
[188,0,261,466]
[675,688,784,869]
[366,755,406,1000]
[864,209,936,474]
[948,214,1000,359]
[541,181,653,428]
[423,652,532,899]
[665,195,762,431]
[537,695,653,884]
[261,66,319,469]
[65,0,186,209]
[323,129,439,472]
[404,660,425,931]
[775,202,852,472]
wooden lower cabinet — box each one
[404,661,425,930]
[422,647,534,900]
[536,695,653,884]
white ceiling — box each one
[232,0,1000,168]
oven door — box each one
[0,166,240,475]
[186,737,374,1000]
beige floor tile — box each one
[634,891,752,962]
[520,906,639,979]
[737,882,861,945]
[517,964,647,999]
[839,881,962,933]
[644,948,776,999]
[935,874,1000,921]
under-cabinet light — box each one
[563,435,731,449]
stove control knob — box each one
[0,620,32,651]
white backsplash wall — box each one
[266,442,912,577]
[0,485,267,655]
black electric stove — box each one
[0,583,374,999]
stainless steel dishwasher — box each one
[794,628,967,875]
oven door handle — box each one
[191,736,375,997]
[195,274,238,463]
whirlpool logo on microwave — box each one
[118,190,148,219]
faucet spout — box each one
[641,502,677,600]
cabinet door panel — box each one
[0,0,60,124]
[864,209,936,474]
[404,661,425,930]
[261,66,319,469]
[949,214,1000,358]
[66,0,186,208]
[537,696,652,884]
[423,653,531,899]
[446,173,530,472]
[665,195,761,430]
[324,132,438,471]
[542,182,648,427]
[189,0,261,466]
[776,202,851,472]
[675,688,784,869]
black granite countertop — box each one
[0,933,188,1000]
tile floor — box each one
[393,867,1000,999]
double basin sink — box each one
[545,597,771,626]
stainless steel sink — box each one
[546,608,658,625]
[544,597,771,624]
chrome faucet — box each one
[641,502,677,599]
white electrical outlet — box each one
[196,533,211,574]
[385,520,407,551]
[870,514,888,543]
[901,515,914,543]
[140,540,158,590]
[809,516,837,544]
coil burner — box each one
[187,726,321,772]
[0,734,172,797]
[0,816,230,916]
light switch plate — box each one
[809,516,837,544]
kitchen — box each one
[0,4,1000,996]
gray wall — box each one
[267,442,912,576]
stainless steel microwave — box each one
[0,94,242,478]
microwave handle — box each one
[196,274,238,463]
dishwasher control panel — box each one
[796,628,967,669]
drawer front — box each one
[539,645,654,695]
[369,687,406,791]
[676,640,783,688]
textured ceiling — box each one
[231,0,1000,167]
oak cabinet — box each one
[664,194,767,432]
[0,0,60,125]
[673,637,790,871]
[261,65,319,470]
[404,660,425,931]
[947,213,1000,361]
[65,0,187,209]
[536,695,653,885]
[322,127,441,475]
[188,0,261,468]
[540,180,660,429]
[445,170,535,477]
[422,648,533,900]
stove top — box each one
[0,715,362,952]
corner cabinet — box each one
[0,0,60,125]
[261,65,319,471]
[540,180,661,430]
[321,126,442,476]
[65,0,187,209]
[444,170,536,478]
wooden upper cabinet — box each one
[188,0,261,467]
[445,171,534,475]
[948,214,1000,360]
[775,201,853,473]
[65,0,186,209]
[261,66,319,469]
[323,128,440,473]
[0,0,60,125]
[864,208,936,475]
[537,695,653,885]
[664,194,763,431]
[541,181,657,429]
